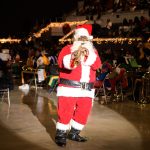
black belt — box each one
[59,78,94,91]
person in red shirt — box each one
[55,24,102,147]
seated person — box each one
[12,53,22,78]
[26,55,34,69]
[96,62,111,81]
[0,50,14,90]
[124,50,141,69]
[99,48,128,96]
[0,58,5,89]
[133,44,150,102]
[94,62,111,89]
[96,61,128,96]
[108,64,128,94]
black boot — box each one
[67,127,88,142]
[55,129,67,147]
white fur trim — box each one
[57,86,95,98]
[56,122,70,130]
[80,65,90,82]
[83,50,97,66]
[74,28,90,39]
[63,54,73,70]
[71,41,82,52]
[89,35,93,40]
[70,119,84,130]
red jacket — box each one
[57,44,102,98]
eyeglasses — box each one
[77,36,88,41]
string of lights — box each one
[59,37,150,45]
[28,20,88,41]
[0,20,88,43]
[0,20,149,44]
[0,38,21,44]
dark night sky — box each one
[0,0,77,38]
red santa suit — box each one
[56,24,102,132]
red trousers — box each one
[57,96,92,125]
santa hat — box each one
[74,24,93,40]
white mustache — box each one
[71,41,94,52]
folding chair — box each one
[0,88,10,108]
[21,68,38,90]
[94,73,111,104]
[112,80,124,102]
[46,64,59,94]
[47,75,59,94]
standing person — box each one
[55,24,102,147]
[37,49,50,83]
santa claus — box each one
[55,24,102,147]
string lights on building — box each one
[0,38,21,44]
[28,20,88,41]
[59,37,150,45]
[0,20,149,45]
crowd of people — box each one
[77,0,150,18]
[0,27,149,98]
[0,21,149,147]
[0,42,59,92]
[92,14,150,38]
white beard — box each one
[71,41,95,53]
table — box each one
[21,70,37,90]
